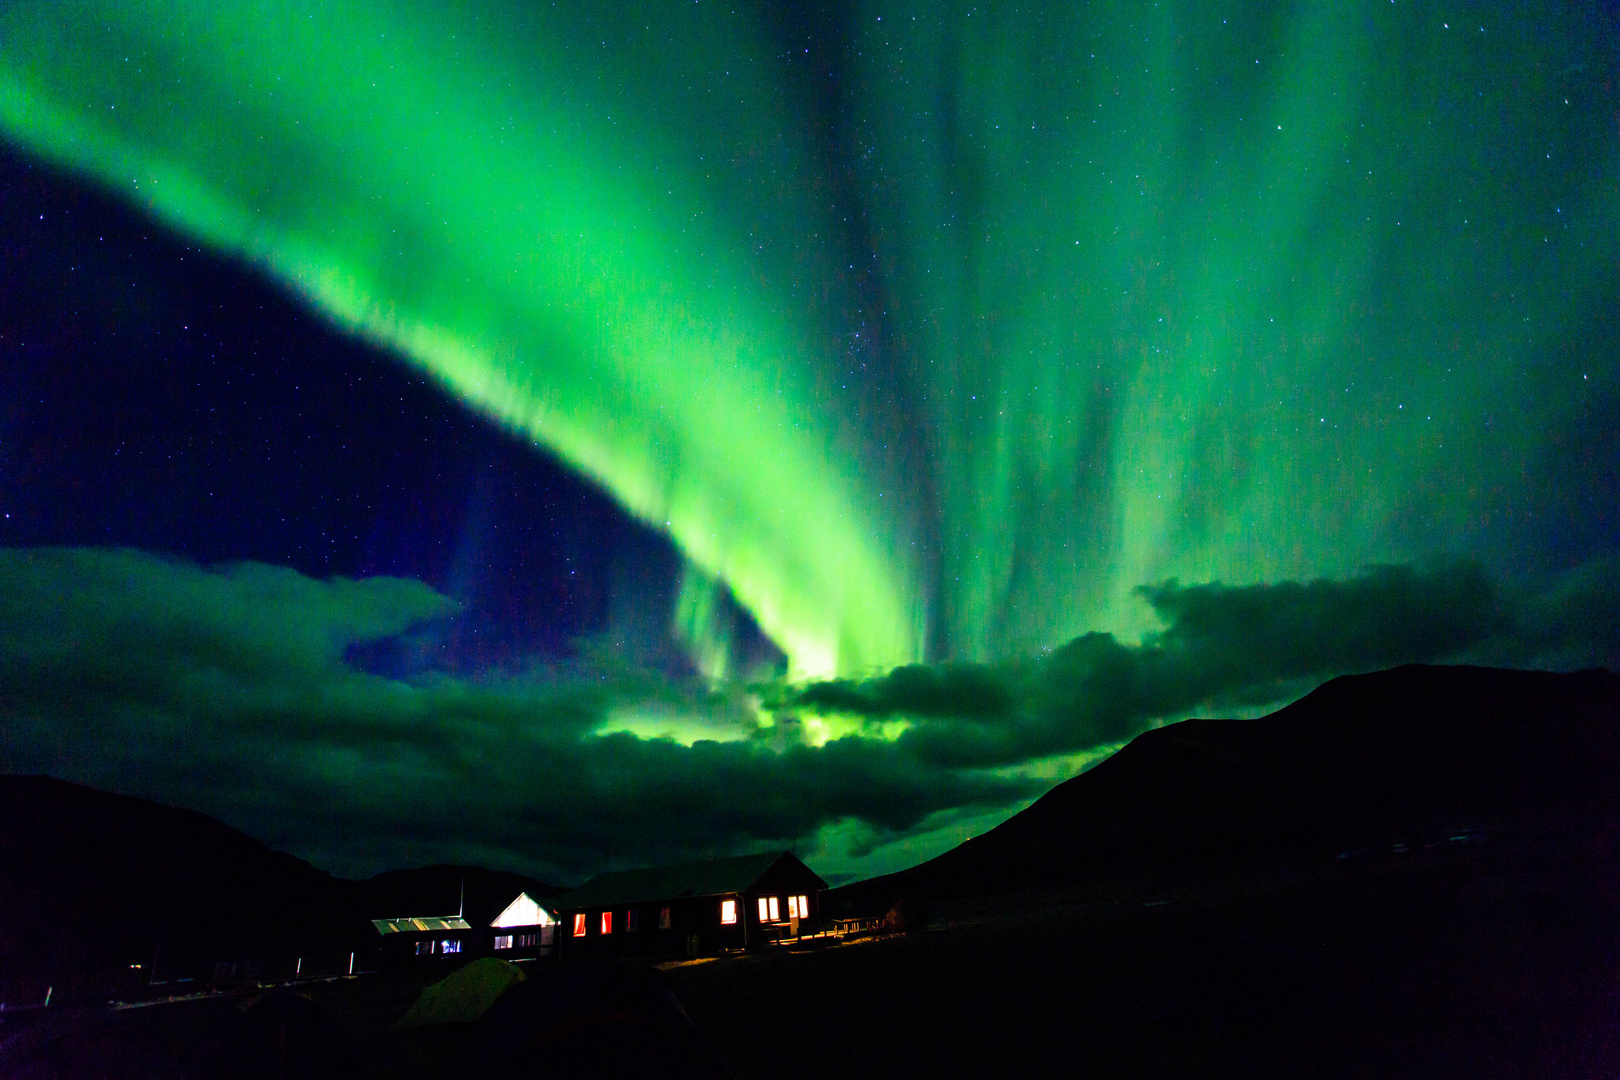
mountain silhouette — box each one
[0,775,563,998]
[830,665,1620,911]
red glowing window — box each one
[600,911,613,935]
[572,913,587,937]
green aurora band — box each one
[1,1,1615,676]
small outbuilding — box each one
[555,851,826,959]
[371,915,475,962]
[364,866,562,967]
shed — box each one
[555,851,826,959]
[370,915,475,962]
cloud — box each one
[1133,559,1513,705]
[1513,555,1620,670]
[0,547,1039,882]
[1,548,1613,884]
[790,558,1614,769]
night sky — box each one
[0,0,1616,885]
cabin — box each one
[371,914,476,963]
[555,851,827,960]
[487,891,557,959]
[365,869,562,967]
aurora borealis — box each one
[0,1,1617,882]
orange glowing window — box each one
[600,911,613,934]
[757,897,770,922]
[768,896,780,922]
[572,913,587,937]
[721,899,737,924]
[787,895,808,918]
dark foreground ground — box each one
[7,827,1619,1079]
[667,834,1620,1079]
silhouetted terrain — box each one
[828,665,1620,913]
[0,776,365,984]
[4,665,1620,1077]
[0,776,564,1004]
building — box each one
[555,851,827,960]
[365,868,562,966]
[370,914,476,963]
[488,891,557,959]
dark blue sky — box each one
[0,144,779,679]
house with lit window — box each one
[554,851,826,960]
[364,867,562,967]
[488,891,557,959]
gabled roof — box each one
[371,916,472,936]
[557,851,821,910]
[491,892,555,928]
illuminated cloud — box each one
[1,549,1611,882]
[0,549,1035,880]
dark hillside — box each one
[831,665,1620,909]
[0,775,366,985]
[0,778,565,1004]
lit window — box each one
[573,913,587,937]
[757,897,770,922]
[659,906,672,929]
[627,908,639,932]
[441,939,462,954]
[600,911,613,935]
[786,895,803,919]
[721,899,737,924]
[768,896,780,922]
[799,895,809,917]
[494,934,513,950]
[518,932,535,948]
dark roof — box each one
[557,851,821,910]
